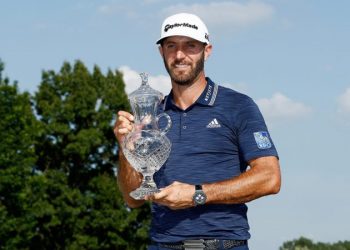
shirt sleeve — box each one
[236,97,279,162]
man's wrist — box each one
[118,148,126,159]
[192,184,207,206]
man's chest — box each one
[163,108,238,153]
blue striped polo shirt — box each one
[152,77,278,242]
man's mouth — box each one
[174,63,190,69]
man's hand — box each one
[113,111,134,145]
[145,181,195,210]
[114,110,145,208]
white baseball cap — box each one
[156,13,210,44]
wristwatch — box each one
[192,185,207,206]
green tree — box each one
[0,59,38,171]
[34,61,128,187]
[0,59,40,247]
[0,59,151,249]
[280,237,350,250]
[32,60,151,249]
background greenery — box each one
[0,59,150,250]
[0,59,348,249]
[280,237,350,250]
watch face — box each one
[194,191,207,205]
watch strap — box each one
[193,184,207,205]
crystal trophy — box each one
[122,73,172,200]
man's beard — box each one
[163,52,205,86]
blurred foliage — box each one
[280,237,350,250]
[0,59,151,249]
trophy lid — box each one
[128,72,163,102]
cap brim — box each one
[156,35,209,45]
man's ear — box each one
[204,44,212,61]
[158,45,164,57]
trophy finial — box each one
[140,72,148,85]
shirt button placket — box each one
[182,113,187,130]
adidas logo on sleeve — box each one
[206,118,221,128]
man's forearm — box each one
[203,156,281,205]
[117,150,145,208]
[147,156,281,209]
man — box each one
[114,13,281,250]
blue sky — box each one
[1,1,350,249]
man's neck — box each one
[171,73,207,110]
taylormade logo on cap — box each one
[164,23,198,32]
[156,13,210,44]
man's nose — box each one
[175,48,186,60]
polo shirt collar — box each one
[163,77,218,111]
[197,77,218,106]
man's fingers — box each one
[113,111,135,145]
[114,111,134,133]
[118,127,131,134]
[118,111,134,122]
[144,195,153,201]
[152,189,168,200]
[118,115,132,124]
[117,121,133,132]
[114,122,133,135]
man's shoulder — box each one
[207,77,250,100]
[216,84,253,106]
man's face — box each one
[160,36,210,86]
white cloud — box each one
[119,66,171,96]
[337,87,350,114]
[161,1,274,28]
[256,93,312,122]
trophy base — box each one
[130,186,160,200]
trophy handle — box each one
[157,113,172,135]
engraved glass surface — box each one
[122,73,171,200]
